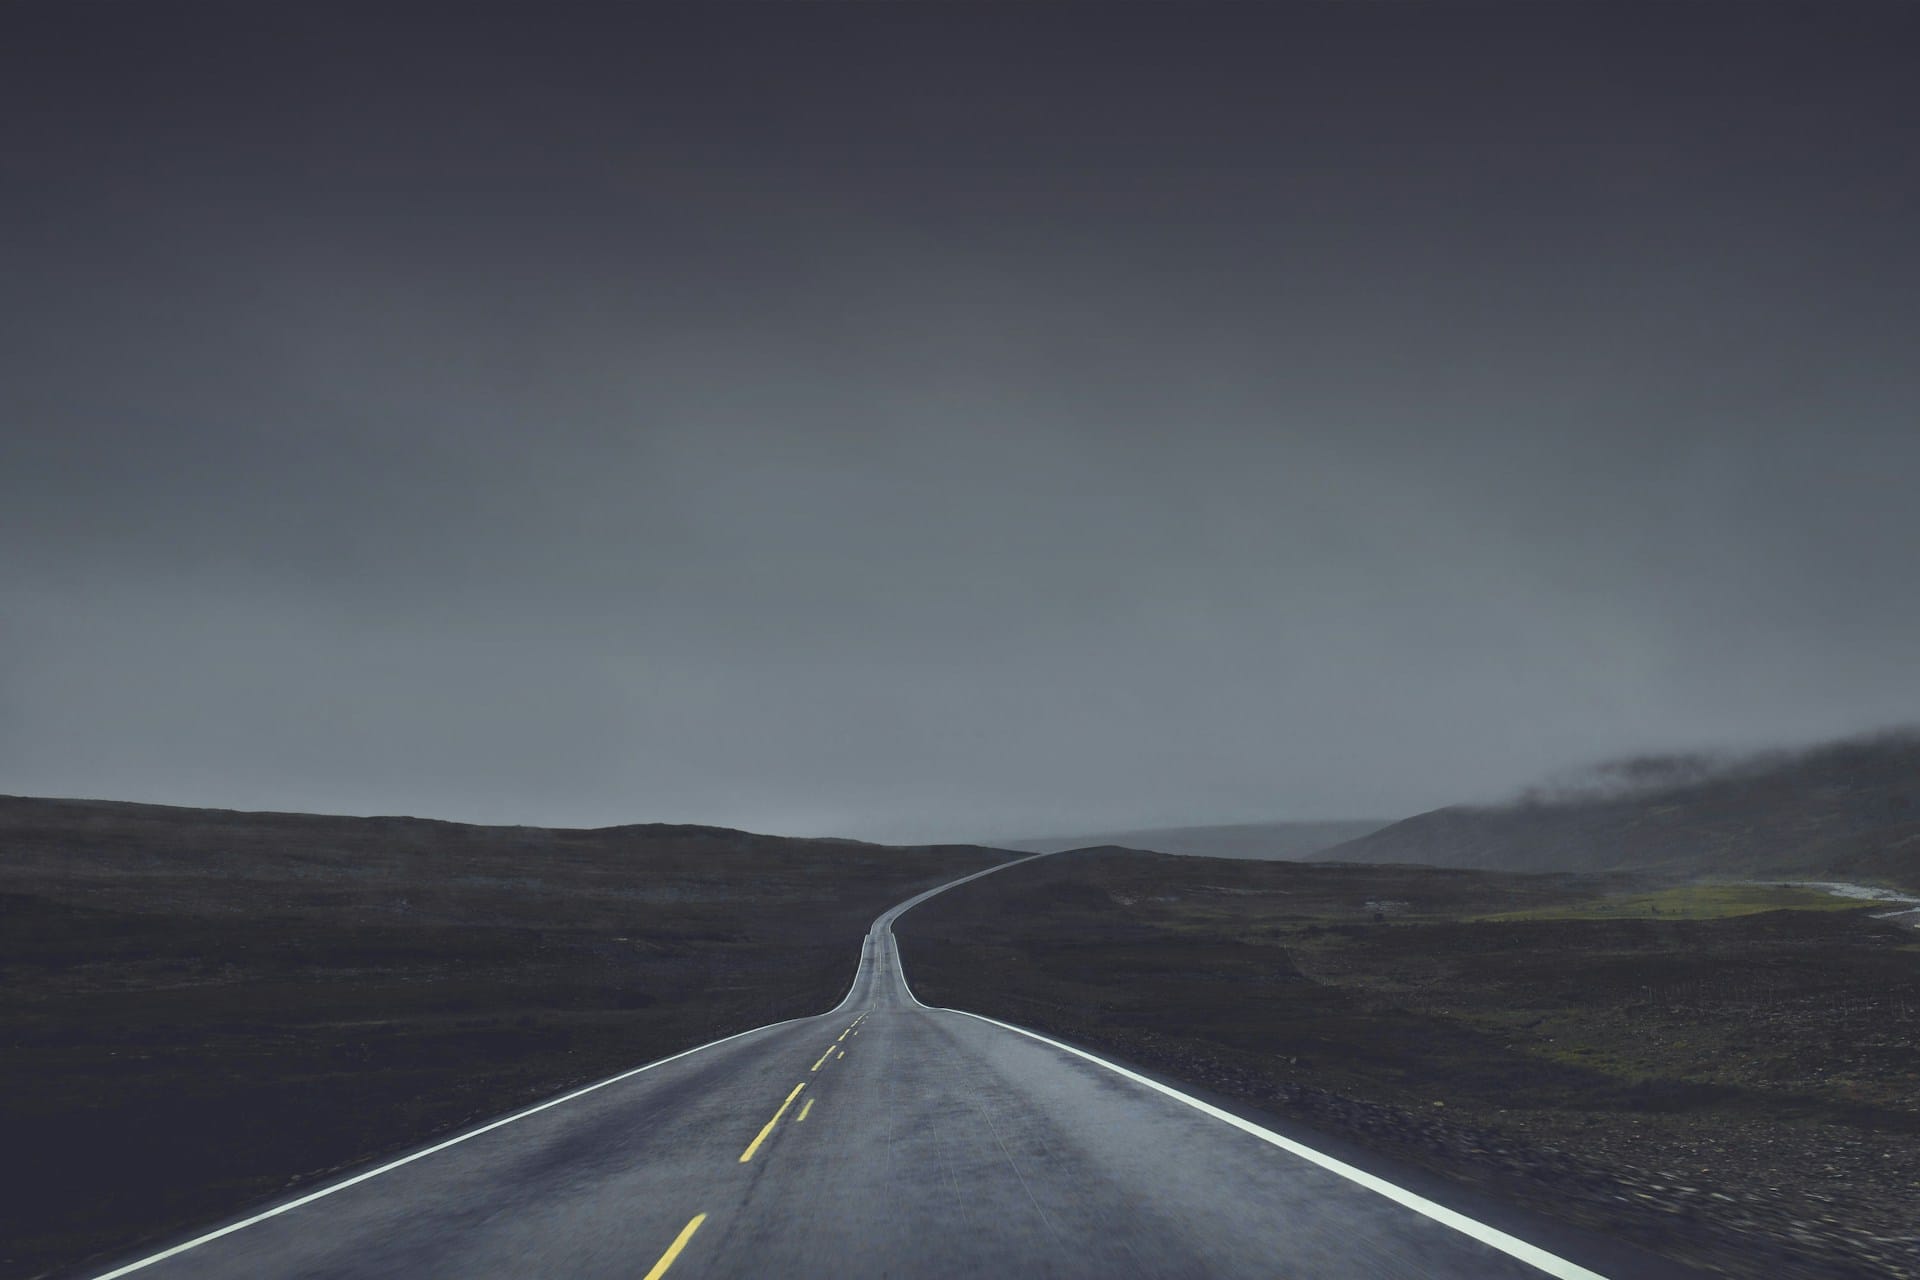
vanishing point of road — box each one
[89,857,1703,1280]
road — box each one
[92,858,1681,1279]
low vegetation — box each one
[1474,881,1870,921]
[0,796,1009,1280]
[895,849,1920,1280]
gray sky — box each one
[4,3,1917,843]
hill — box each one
[1318,732,1920,890]
[1003,818,1388,860]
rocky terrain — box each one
[896,849,1920,1280]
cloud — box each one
[3,2,1917,841]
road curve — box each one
[88,856,1682,1280]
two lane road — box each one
[95,859,1660,1279]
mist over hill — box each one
[1317,730,1920,889]
[1002,819,1388,860]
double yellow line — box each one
[745,1012,866,1160]
[648,1011,874,1275]
[739,1081,808,1163]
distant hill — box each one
[1317,731,1920,890]
[1004,819,1389,860]
[0,793,1009,922]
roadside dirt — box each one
[896,849,1920,1280]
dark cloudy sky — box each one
[4,3,1917,843]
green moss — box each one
[1474,882,1865,922]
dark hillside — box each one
[1004,819,1389,860]
[0,795,1011,1279]
[1319,732,1920,888]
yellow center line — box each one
[642,1213,707,1280]
[836,1028,849,1042]
[738,1082,806,1163]
[796,1097,814,1122]
[810,1046,836,1071]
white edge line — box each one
[92,1005,849,1278]
[883,874,1609,1280]
[86,855,1018,1279]
[935,1006,1611,1280]
[88,855,1036,1278]
[892,928,933,1009]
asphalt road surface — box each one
[91,858,1690,1280]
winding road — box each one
[91,857,1694,1279]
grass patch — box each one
[1474,882,1868,922]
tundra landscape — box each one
[898,736,1920,1280]
[7,735,1919,1278]
[6,2,1918,1277]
